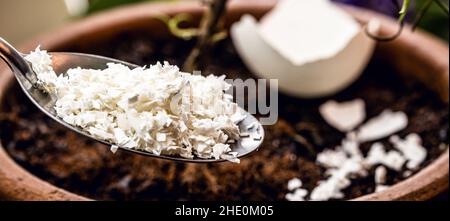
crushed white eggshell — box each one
[316,135,363,168]
[374,166,387,185]
[287,178,303,191]
[316,148,349,168]
[25,47,244,163]
[311,136,368,201]
[285,177,308,201]
[319,99,366,132]
[390,134,427,170]
[310,157,366,201]
[356,110,408,143]
[291,105,428,201]
[285,188,308,201]
[24,46,59,93]
[365,143,406,171]
[110,145,119,154]
[341,134,363,159]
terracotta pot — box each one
[0,0,448,201]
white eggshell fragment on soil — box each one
[285,188,308,201]
[230,0,379,98]
[356,110,408,143]
[365,143,406,171]
[319,99,366,132]
[374,166,387,185]
[287,178,303,191]
[390,134,427,170]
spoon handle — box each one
[0,37,35,81]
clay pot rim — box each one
[0,0,448,201]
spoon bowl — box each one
[0,37,264,163]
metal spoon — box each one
[0,37,264,163]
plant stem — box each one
[399,0,411,22]
[367,0,449,41]
[365,0,410,41]
[183,0,228,72]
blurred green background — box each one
[86,0,164,14]
[414,0,449,41]
[0,0,447,44]
[85,0,448,41]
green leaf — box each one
[415,0,449,41]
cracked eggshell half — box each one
[230,1,380,98]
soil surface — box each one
[1,34,448,200]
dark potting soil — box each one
[0,34,448,200]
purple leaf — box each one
[332,0,415,18]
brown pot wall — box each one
[0,0,448,201]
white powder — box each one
[25,47,244,162]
